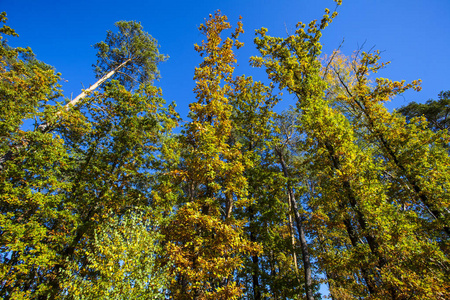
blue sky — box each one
[3,0,450,118]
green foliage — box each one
[0,13,67,299]
[62,209,169,300]
[93,20,166,88]
[398,90,450,132]
[250,2,449,298]
[1,2,450,299]
[0,13,176,299]
[163,12,261,299]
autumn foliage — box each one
[1,2,449,299]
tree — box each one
[313,34,450,299]
[162,12,261,299]
[326,49,450,298]
[251,1,450,298]
[0,20,165,167]
[93,20,165,89]
[0,15,176,299]
[273,116,314,300]
[0,13,67,299]
[398,90,450,133]
[227,79,313,299]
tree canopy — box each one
[398,90,450,133]
[1,2,449,299]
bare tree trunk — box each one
[276,148,314,300]
[0,58,131,170]
[67,60,131,110]
[287,211,299,271]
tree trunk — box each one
[249,205,261,300]
[276,148,314,300]
[0,58,132,170]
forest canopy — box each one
[0,1,449,299]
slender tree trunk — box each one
[0,58,132,170]
[65,59,132,111]
[249,205,261,300]
[341,213,377,295]
[276,148,314,300]
[287,211,300,272]
[251,239,262,300]
[269,249,279,300]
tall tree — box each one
[163,12,259,300]
[325,48,450,298]
[0,13,66,298]
[228,78,311,299]
[273,112,315,300]
[0,16,176,299]
[0,20,165,167]
[249,2,450,298]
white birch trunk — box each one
[60,58,132,113]
[1,59,132,170]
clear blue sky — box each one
[3,0,450,117]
